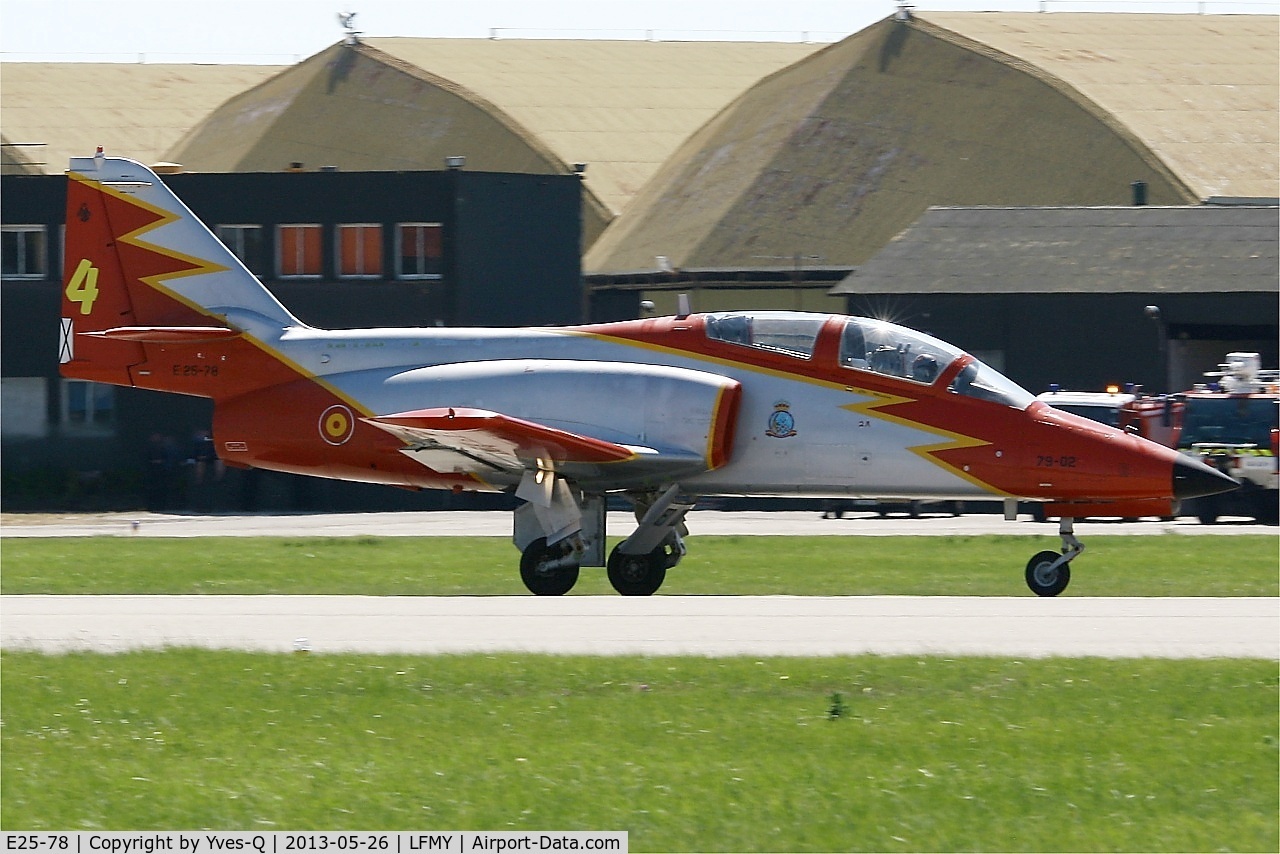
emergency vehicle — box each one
[1036,385,1182,448]
[1174,353,1279,524]
[1039,356,1277,523]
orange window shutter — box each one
[364,227,382,275]
[280,227,300,275]
[340,228,359,275]
[302,227,321,275]
[424,225,442,259]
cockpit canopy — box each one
[704,311,1034,409]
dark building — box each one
[831,205,1280,396]
[2,168,582,510]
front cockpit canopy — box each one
[704,311,1034,409]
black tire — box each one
[519,538,579,596]
[607,544,667,596]
[1195,495,1219,525]
[1253,492,1279,525]
[1025,550,1070,597]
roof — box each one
[364,38,823,217]
[162,38,822,222]
[584,13,1278,275]
[0,63,283,175]
[918,12,1279,201]
[830,205,1280,295]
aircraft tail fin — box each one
[59,150,303,390]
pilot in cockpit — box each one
[911,353,939,384]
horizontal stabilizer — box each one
[83,326,241,343]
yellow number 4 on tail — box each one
[66,258,100,316]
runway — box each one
[3,595,1276,659]
[2,509,1274,538]
[3,511,1274,659]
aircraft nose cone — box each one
[1173,454,1239,500]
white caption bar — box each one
[1,834,627,854]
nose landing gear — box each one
[1025,517,1083,597]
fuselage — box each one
[188,310,1191,505]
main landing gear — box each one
[519,537,581,596]
[1025,516,1083,597]
[606,486,693,596]
[515,484,694,596]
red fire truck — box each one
[1173,353,1279,524]
[1036,352,1277,523]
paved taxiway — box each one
[1,509,1274,538]
[2,595,1275,658]
[3,511,1275,659]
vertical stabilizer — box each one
[59,151,305,394]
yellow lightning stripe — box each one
[840,394,1011,496]
[242,332,374,416]
[70,171,230,312]
[72,171,378,421]
[564,327,1010,493]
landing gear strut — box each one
[607,485,695,596]
[512,481,694,596]
[1025,516,1083,597]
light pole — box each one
[1144,305,1169,392]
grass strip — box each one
[2,535,1276,597]
[2,651,1275,851]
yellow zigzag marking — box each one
[841,390,1011,497]
[73,172,370,416]
[71,172,229,308]
[568,329,1010,495]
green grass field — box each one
[3,534,1276,848]
[2,651,1275,851]
[2,534,1277,596]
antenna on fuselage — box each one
[676,293,692,320]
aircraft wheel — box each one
[1025,551,1070,597]
[607,544,667,596]
[520,538,579,596]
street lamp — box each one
[1144,305,1169,392]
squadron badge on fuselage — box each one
[766,402,797,438]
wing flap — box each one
[364,407,644,474]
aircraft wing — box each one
[363,407,706,485]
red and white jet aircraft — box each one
[58,153,1236,596]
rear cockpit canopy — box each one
[704,311,1034,409]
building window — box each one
[277,224,322,278]
[397,223,443,280]
[2,225,47,279]
[338,224,383,279]
[61,379,115,434]
[217,224,266,276]
[1,377,48,438]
